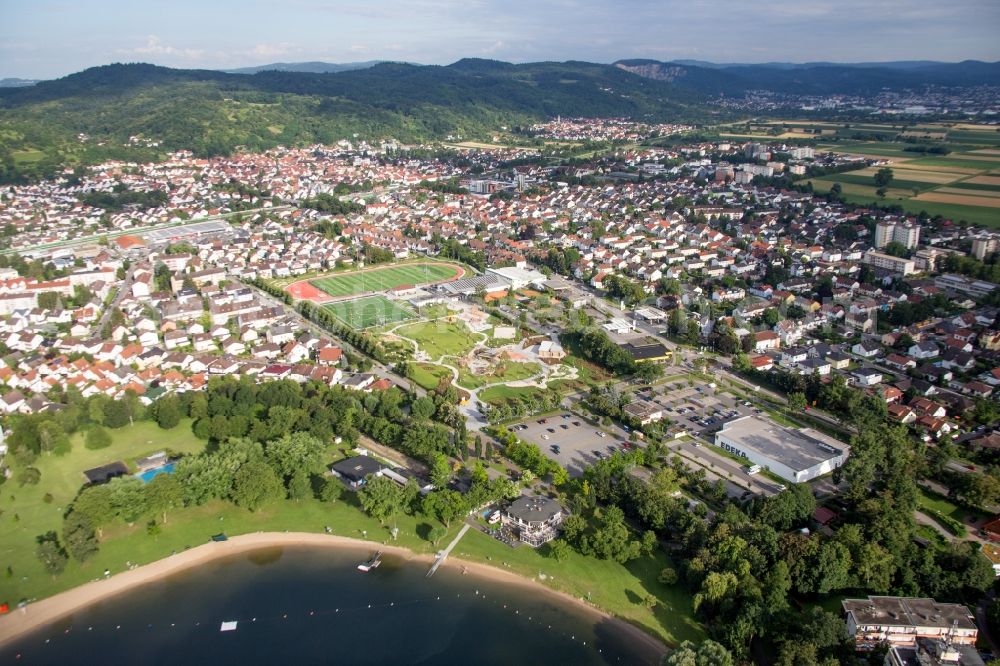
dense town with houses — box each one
[2,124,1000,663]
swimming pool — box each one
[137,462,176,483]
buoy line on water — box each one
[9,590,632,663]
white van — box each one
[745,464,761,475]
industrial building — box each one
[714,415,848,483]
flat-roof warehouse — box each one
[714,415,848,483]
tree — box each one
[662,640,734,666]
[753,483,816,530]
[231,460,284,511]
[582,505,641,563]
[359,475,404,525]
[547,539,571,562]
[73,484,116,536]
[153,394,182,429]
[36,532,68,575]
[658,567,678,585]
[265,432,326,480]
[62,511,98,562]
[422,489,468,527]
[428,525,448,546]
[429,453,452,488]
[37,420,69,454]
[84,425,112,450]
[883,241,909,258]
[287,469,312,500]
[145,474,184,523]
[873,167,894,188]
[320,478,343,503]
[410,396,436,421]
[787,392,807,412]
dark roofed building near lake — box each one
[502,496,565,547]
[330,455,385,491]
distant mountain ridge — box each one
[613,59,1000,94]
[0,78,39,88]
[220,60,389,75]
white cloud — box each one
[121,35,204,60]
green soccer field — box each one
[323,295,417,329]
[310,262,462,298]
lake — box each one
[0,545,662,665]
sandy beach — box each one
[0,532,667,661]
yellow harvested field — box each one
[852,167,959,183]
[969,149,1000,156]
[964,176,1000,186]
[829,152,914,162]
[719,132,813,140]
[935,187,1000,199]
[913,192,1000,208]
[952,123,1000,131]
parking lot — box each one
[510,412,632,477]
[628,380,781,497]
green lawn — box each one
[310,263,462,298]
[917,488,989,523]
[397,320,480,359]
[478,384,547,405]
[0,420,205,603]
[457,361,541,390]
[323,295,416,329]
[454,529,704,646]
[409,362,453,391]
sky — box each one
[3,0,1000,79]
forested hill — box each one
[0,60,711,183]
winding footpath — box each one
[383,317,578,431]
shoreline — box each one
[0,532,668,661]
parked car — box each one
[541,434,550,440]
[596,431,606,438]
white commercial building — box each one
[863,250,916,276]
[714,415,848,483]
[485,266,547,291]
[874,220,921,250]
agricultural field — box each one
[308,262,463,299]
[809,142,1000,227]
[323,295,416,329]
